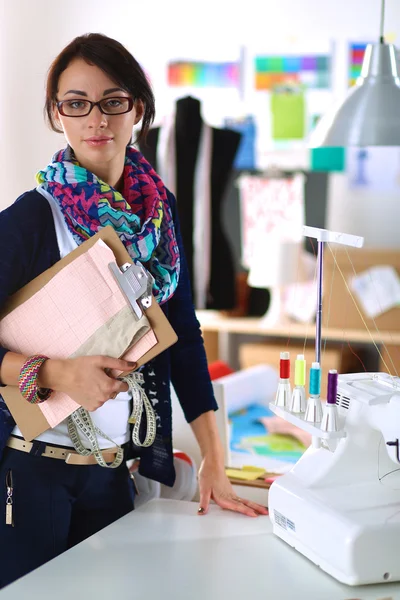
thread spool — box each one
[275,351,291,408]
[309,362,321,396]
[327,369,338,405]
[305,361,323,423]
[290,354,307,413]
[280,352,290,379]
[294,354,306,386]
[321,369,340,439]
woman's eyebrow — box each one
[62,87,125,97]
[63,90,88,97]
[103,87,125,95]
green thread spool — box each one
[294,354,306,387]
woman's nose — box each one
[87,105,108,128]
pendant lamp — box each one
[309,0,400,147]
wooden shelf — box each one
[196,310,400,346]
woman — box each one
[0,33,267,588]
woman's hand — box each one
[197,455,269,518]
[39,356,135,412]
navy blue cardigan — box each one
[0,189,217,486]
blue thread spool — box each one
[309,362,321,396]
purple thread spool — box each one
[327,369,338,405]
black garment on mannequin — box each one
[141,97,241,310]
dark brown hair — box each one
[45,33,155,145]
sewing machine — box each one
[269,371,400,586]
[267,224,400,586]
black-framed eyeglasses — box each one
[56,96,134,117]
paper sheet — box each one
[0,241,127,357]
[229,403,306,473]
[350,266,400,319]
[238,173,305,269]
[225,466,266,481]
[270,91,306,140]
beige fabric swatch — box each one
[70,305,150,359]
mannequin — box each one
[141,96,241,310]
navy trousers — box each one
[0,447,135,589]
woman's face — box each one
[55,58,143,171]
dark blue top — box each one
[0,189,217,486]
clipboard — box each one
[0,226,178,441]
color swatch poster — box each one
[348,43,369,86]
[168,61,239,88]
[254,54,331,90]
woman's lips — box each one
[84,137,113,147]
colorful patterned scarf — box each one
[36,146,180,304]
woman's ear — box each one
[134,99,144,125]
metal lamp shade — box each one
[309,43,400,147]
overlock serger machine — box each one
[268,226,400,586]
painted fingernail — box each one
[128,362,137,367]
[198,507,205,514]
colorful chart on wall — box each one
[348,42,370,87]
[162,44,243,127]
[244,40,335,159]
[348,36,397,87]
[168,61,239,88]
[254,53,331,90]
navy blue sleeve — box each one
[0,191,60,377]
[166,191,218,423]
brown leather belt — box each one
[6,436,120,466]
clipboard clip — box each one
[109,261,154,319]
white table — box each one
[2,499,400,600]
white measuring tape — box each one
[66,371,157,468]
[124,372,157,447]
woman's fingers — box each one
[237,498,269,516]
[222,497,259,517]
[214,494,269,518]
[109,380,129,395]
[198,487,212,516]
[100,356,137,372]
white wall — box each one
[1,0,400,246]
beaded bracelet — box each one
[18,355,53,404]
